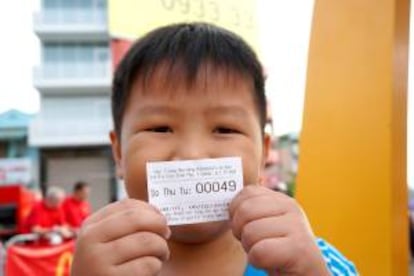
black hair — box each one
[73,181,88,192]
[112,22,266,136]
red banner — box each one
[5,240,74,276]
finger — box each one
[231,194,294,239]
[86,207,170,242]
[229,185,291,217]
[248,237,294,272]
[83,198,160,226]
[240,216,292,252]
[229,185,265,217]
[105,231,170,265]
[114,256,163,276]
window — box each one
[42,43,109,78]
[42,0,107,24]
[43,43,109,63]
[43,0,57,9]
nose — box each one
[172,133,207,161]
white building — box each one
[29,0,115,210]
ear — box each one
[110,130,124,179]
[259,133,272,185]
[261,133,272,168]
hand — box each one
[32,225,48,236]
[57,226,74,239]
[71,199,171,276]
[229,185,330,276]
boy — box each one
[72,23,357,275]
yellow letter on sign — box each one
[296,0,409,275]
[55,251,73,276]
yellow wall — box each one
[296,0,409,275]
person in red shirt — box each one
[26,186,72,239]
[62,181,91,231]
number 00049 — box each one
[195,180,237,193]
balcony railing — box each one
[29,118,112,147]
[33,62,112,93]
[33,9,108,41]
[34,8,107,27]
[34,62,111,80]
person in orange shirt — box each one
[62,181,91,231]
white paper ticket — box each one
[147,157,243,225]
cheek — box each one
[122,139,172,201]
[244,141,264,185]
[124,154,148,201]
[242,157,262,186]
[214,140,262,186]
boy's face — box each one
[110,65,269,242]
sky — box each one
[0,0,40,114]
[0,1,413,188]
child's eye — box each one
[213,127,240,134]
[146,126,173,133]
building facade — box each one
[0,110,39,187]
[30,0,115,210]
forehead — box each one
[130,61,256,101]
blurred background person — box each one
[26,186,72,242]
[62,181,91,231]
[20,188,44,234]
[30,188,43,203]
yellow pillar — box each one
[296,0,410,275]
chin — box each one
[170,220,230,244]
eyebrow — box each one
[136,104,250,119]
[204,105,250,119]
[136,106,178,116]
